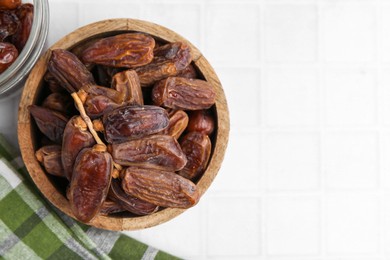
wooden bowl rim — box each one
[18,18,230,231]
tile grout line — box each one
[317,0,326,257]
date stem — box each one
[70,92,123,174]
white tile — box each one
[324,132,378,189]
[211,133,260,192]
[47,1,79,46]
[266,196,320,255]
[79,2,140,25]
[207,198,260,256]
[321,4,375,62]
[265,132,320,191]
[264,4,317,62]
[325,193,379,254]
[324,69,376,126]
[125,205,203,259]
[380,5,390,62]
[380,69,390,126]
[382,132,390,189]
[264,68,318,126]
[144,4,201,47]
[204,4,259,63]
[384,192,390,255]
[217,68,260,127]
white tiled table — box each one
[2,0,390,259]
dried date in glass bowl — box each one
[0,0,49,100]
[18,19,229,231]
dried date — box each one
[122,167,200,208]
[83,94,120,119]
[0,10,19,41]
[81,33,155,68]
[42,92,73,114]
[11,3,33,52]
[48,49,95,93]
[101,105,169,143]
[29,105,68,144]
[109,135,187,171]
[135,42,192,86]
[112,70,143,105]
[62,116,95,180]
[100,199,125,215]
[0,0,21,10]
[0,42,17,73]
[108,178,158,215]
[161,110,188,139]
[187,110,215,135]
[152,77,216,110]
[69,144,113,223]
[35,145,65,178]
[179,132,211,180]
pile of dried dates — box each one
[0,0,33,73]
[30,32,217,223]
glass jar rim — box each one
[0,0,49,98]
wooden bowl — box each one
[18,19,229,231]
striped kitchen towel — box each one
[0,135,179,260]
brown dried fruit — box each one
[135,42,192,86]
[0,10,19,41]
[0,42,17,73]
[29,105,68,144]
[152,77,216,110]
[35,145,65,177]
[176,64,197,79]
[102,105,169,143]
[122,167,200,209]
[187,110,215,135]
[69,144,113,223]
[100,199,125,215]
[0,0,21,10]
[83,94,120,119]
[81,84,124,105]
[112,70,143,105]
[81,33,155,68]
[108,178,159,215]
[11,3,33,52]
[42,92,73,114]
[48,49,95,93]
[44,71,64,93]
[109,135,187,171]
[179,132,211,180]
[161,110,188,139]
[62,116,95,180]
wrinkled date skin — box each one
[29,105,68,144]
[84,94,120,119]
[42,92,73,114]
[179,132,211,180]
[62,116,96,180]
[176,64,197,79]
[0,10,19,41]
[122,167,200,208]
[102,105,169,143]
[81,84,124,105]
[100,199,125,215]
[109,135,187,171]
[112,70,143,105]
[0,42,17,73]
[69,145,113,223]
[187,110,215,135]
[48,49,96,93]
[81,33,155,68]
[152,77,216,110]
[0,0,21,10]
[11,3,33,51]
[108,178,159,215]
[161,110,188,139]
[35,145,65,178]
[135,42,192,86]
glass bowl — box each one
[0,0,49,100]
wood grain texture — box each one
[18,19,229,231]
